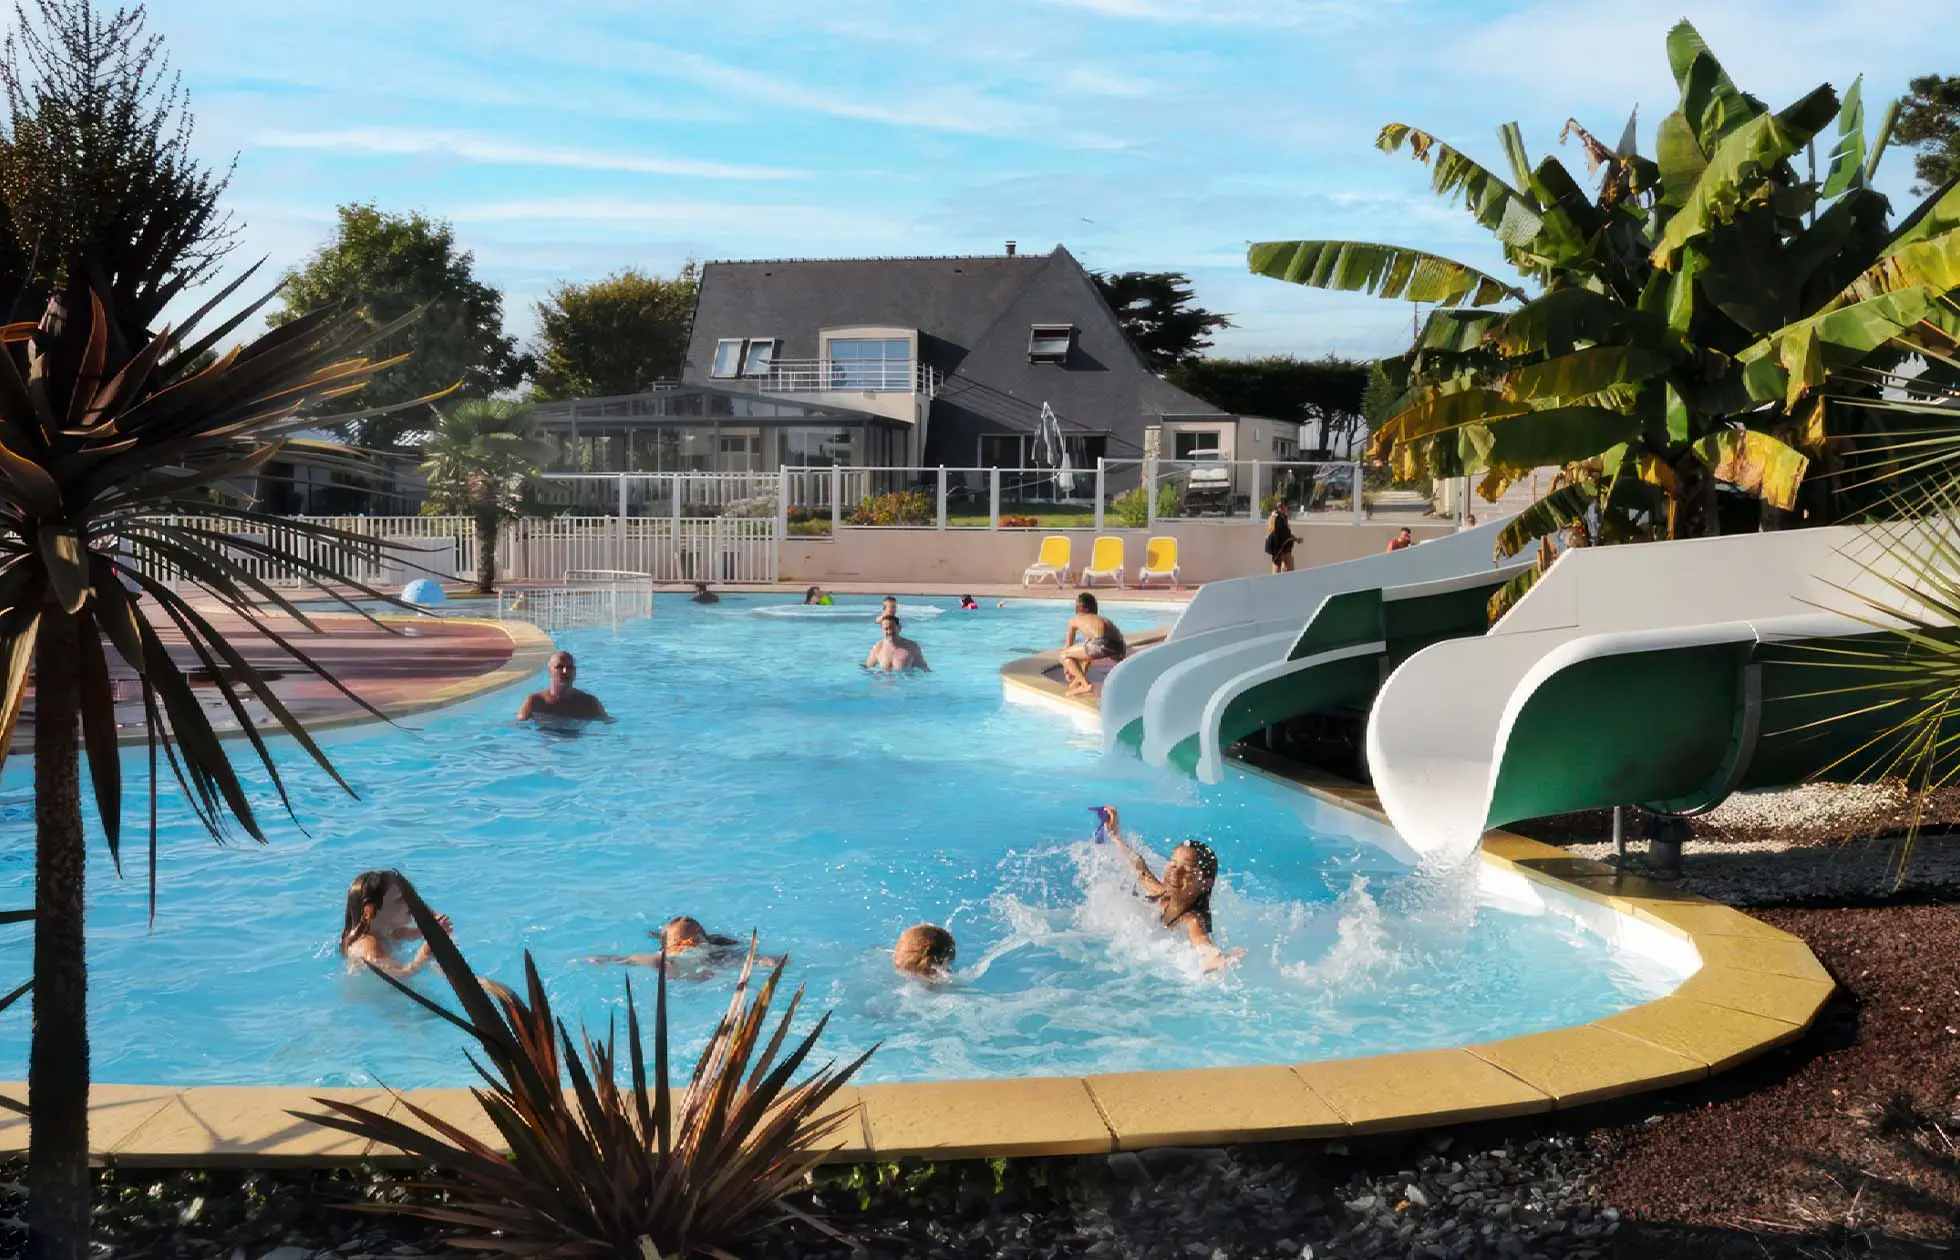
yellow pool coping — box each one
[0,636,1832,1169]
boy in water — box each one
[893,923,956,981]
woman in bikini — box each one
[1099,809,1244,973]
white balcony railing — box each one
[724,359,937,397]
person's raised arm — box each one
[1107,833,1163,894]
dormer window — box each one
[711,338,744,378]
[1028,324,1074,364]
[740,338,777,377]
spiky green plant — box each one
[0,263,441,1259]
[296,880,873,1259]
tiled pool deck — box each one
[0,613,1831,1167]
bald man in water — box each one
[516,650,613,721]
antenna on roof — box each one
[1005,240,1017,256]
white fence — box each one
[121,513,778,590]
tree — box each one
[0,0,235,350]
[1247,21,1960,614]
[1897,73,1960,195]
[531,263,697,401]
[1167,355,1369,456]
[1092,270,1231,371]
[420,399,548,593]
[269,204,523,449]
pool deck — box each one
[0,607,1833,1169]
[9,608,553,752]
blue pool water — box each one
[0,595,1682,1087]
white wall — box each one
[781,521,1454,586]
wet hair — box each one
[894,924,956,977]
[804,585,821,601]
[1157,841,1220,932]
[655,915,739,951]
[1076,592,1099,614]
[883,615,902,632]
[341,869,409,954]
[882,595,897,605]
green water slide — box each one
[1177,566,1528,781]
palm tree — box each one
[419,398,547,594]
[0,264,434,1259]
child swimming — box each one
[587,916,782,978]
[893,923,956,980]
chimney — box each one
[1005,240,1017,257]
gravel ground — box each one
[1513,783,1960,906]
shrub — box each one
[849,490,932,526]
[786,505,814,524]
[999,514,1040,528]
[788,519,833,537]
[295,883,870,1259]
[1110,484,1182,529]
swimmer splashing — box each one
[1096,807,1245,974]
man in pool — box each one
[864,615,929,672]
[516,651,613,722]
[691,581,720,604]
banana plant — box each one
[1249,19,1960,618]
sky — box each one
[145,0,1958,363]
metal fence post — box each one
[775,466,789,583]
[1352,463,1366,524]
[1146,458,1159,529]
[830,464,843,533]
[989,468,1001,531]
[936,465,948,531]
[671,474,682,525]
[616,474,629,571]
[1250,460,1264,521]
[1094,458,1106,533]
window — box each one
[1028,324,1074,363]
[827,337,911,389]
[711,338,744,378]
[740,338,777,377]
[1174,430,1222,459]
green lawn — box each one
[945,502,1100,528]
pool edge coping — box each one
[0,633,1831,1168]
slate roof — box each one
[681,247,1226,460]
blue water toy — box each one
[402,578,447,606]
[1088,805,1112,844]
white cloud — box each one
[641,45,1041,138]
[253,128,803,181]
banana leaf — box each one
[1377,124,1544,246]
[1482,406,1646,470]
[1820,75,1866,198]
[1652,83,1842,268]
[1666,20,1763,149]
[1494,288,1674,358]
[1690,428,1809,509]
[1736,289,1934,404]
[1494,482,1596,559]
[1247,240,1525,306]
[1500,345,1673,403]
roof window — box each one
[1028,324,1074,364]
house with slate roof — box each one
[532,244,1303,496]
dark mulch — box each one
[1587,904,1960,1255]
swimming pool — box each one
[0,594,1687,1088]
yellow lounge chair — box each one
[1022,535,1073,587]
[1080,536,1126,588]
[1137,536,1180,588]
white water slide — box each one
[1101,518,1517,773]
[1367,524,1944,865]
